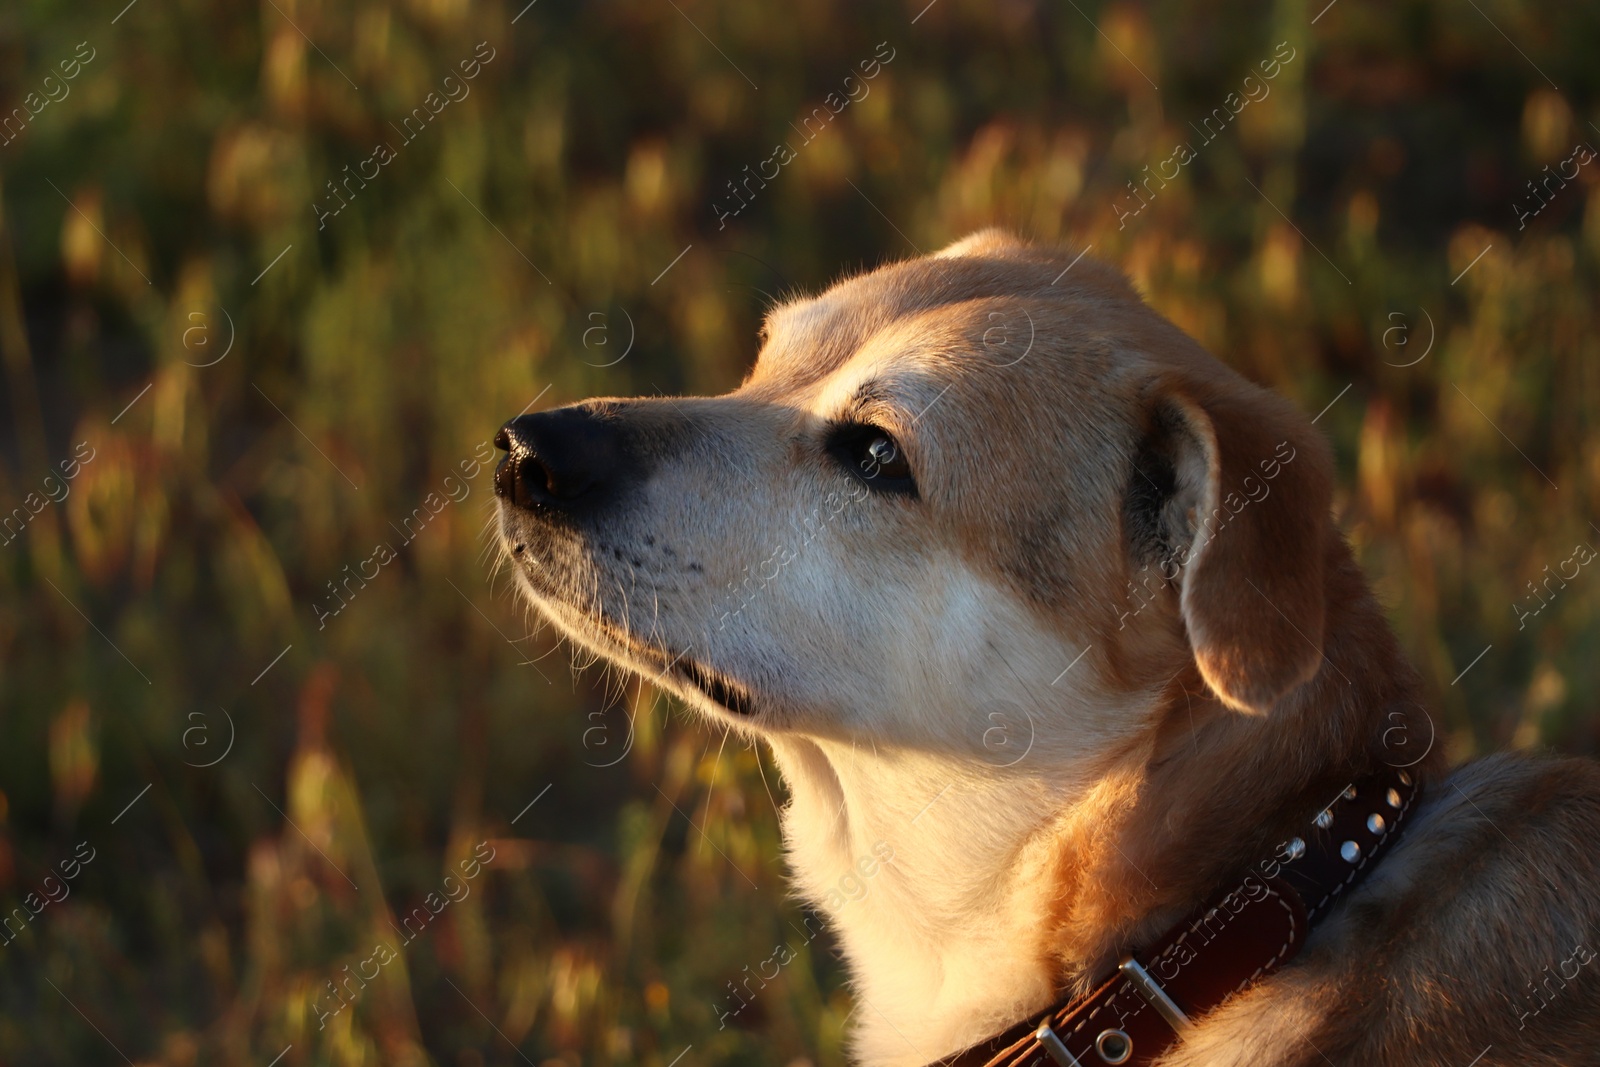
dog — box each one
[491,230,1600,1066]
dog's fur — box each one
[494,231,1600,1066]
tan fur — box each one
[494,230,1600,1066]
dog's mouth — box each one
[506,551,762,719]
[668,652,758,718]
[573,610,759,718]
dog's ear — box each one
[1130,378,1334,713]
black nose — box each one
[494,406,629,513]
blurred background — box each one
[0,0,1598,1063]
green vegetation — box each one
[0,0,1597,1063]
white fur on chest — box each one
[767,735,1088,1066]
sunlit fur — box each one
[497,231,1600,1066]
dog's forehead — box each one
[755,258,1001,378]
[743,249,1150,418]
[750,267,938,391]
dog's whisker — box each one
[698,727,732,856]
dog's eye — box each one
[828,423,916,495]
[863,435,909,479]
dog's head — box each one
[494,230,1333,766]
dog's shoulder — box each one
[1374,751,1600,913]
[1297,753,1600,1065]
[1162,753,1600,1066]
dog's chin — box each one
[668,654,760,719]
[515,577,766,726]
[611,640,766,727]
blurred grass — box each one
[0,0,1598,1063]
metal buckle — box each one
[1034,1022,1085,1066]
[1118,955,1193,1034]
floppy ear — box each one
[1133,378,1334,713]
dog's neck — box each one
[766,734,1085,1065]
[764,535,1434,1067]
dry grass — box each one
[0,0,1597,1063]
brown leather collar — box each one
[941,767,1423,1067]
